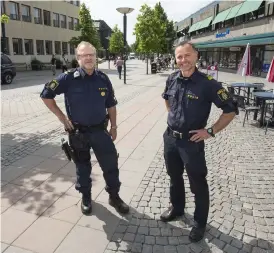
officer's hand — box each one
[109,128,117,141]
[189,129,211,142]
[58,115,74,131]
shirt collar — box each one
[79,67,97,78]
[176,67,200,83]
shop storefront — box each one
[194,32,274,77]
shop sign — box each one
[216,28,230,38]
[230,47,241,51]
[207,65,219,80]
[262,64,270,73]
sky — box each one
[82,0,213,45]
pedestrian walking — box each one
[61,53,68,73]
[171,56,175,70]
[51,54,56,75]
[40,41,129,215]
[161,41,238,242]
[115,57,123,79]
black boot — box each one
[109,194,129,214]
[189,224,206,243]
[160,206,184,222]
[81,193,92,215]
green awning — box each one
[188,22,199,33]
[237,0,264,16]
[212,8,232,24]
[195,37,274,49]
[225,3,243,20]
[195,21,202,31]
[198,16,213,30]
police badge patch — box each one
[217,88,229,101]
[48,80,59,90]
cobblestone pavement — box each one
[104,106,274,253]
[1,60,274,253]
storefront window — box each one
[263,48,274,73]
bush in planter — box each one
[31,58,42,70]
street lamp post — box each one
[116,7,134,84]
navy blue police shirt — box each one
[40,68,117,126]
[162,69,237,132]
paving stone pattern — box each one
[2,61,274,253]
[104,106,274,253]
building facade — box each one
[175,0,274,77]
[94,19,112,59]
[1,0,80,64]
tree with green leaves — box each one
[154,2,176,54]
[69,3,101,50]
[130,40,139,53]
[109,25,124,55]
[134,2,176,57]
[134,3,170,73]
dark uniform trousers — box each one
[163,128,209,227]
[69,129,121,196]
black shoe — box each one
[109,194,129,214]
[160,206,184,222]
[189,225,206,243]
[81,193,92,215]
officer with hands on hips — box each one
[161,41,237,242]
[40,41,129,215]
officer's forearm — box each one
[165,100,170,112]
[42,98,65,119]
[212,112,235,134]
[107,106,117,127]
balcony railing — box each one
[34,17,42,24]
[10,13,19,20]
[22,15,31,22]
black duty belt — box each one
[72,122,105,133]
[168,127,185,139]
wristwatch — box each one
[207,127,215,137]
[111,126,118,130]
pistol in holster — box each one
[61,138,77,162]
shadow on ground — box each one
[1,130,102,216]
[90,197,274,253]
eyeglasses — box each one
[77,53,96,58]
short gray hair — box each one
[76,41,96,55]
[175,41,198,52]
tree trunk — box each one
[1,22,7,53]
[146,53,149,75]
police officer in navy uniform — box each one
[160,41,237,242]
[40,41,129,215]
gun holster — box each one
[61,138,77,162]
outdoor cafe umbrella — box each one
[266,56,274,83]
[237,43,251,83]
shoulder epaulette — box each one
[64,68,77,75]
[97,70,109,82]
[199,71,215,81]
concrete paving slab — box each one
[12,216,73,253]
[1,60,274,253]
[1,209,38,244]
[54,225,109,253]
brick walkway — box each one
[104,105,274,253]
[1,60,274,253]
